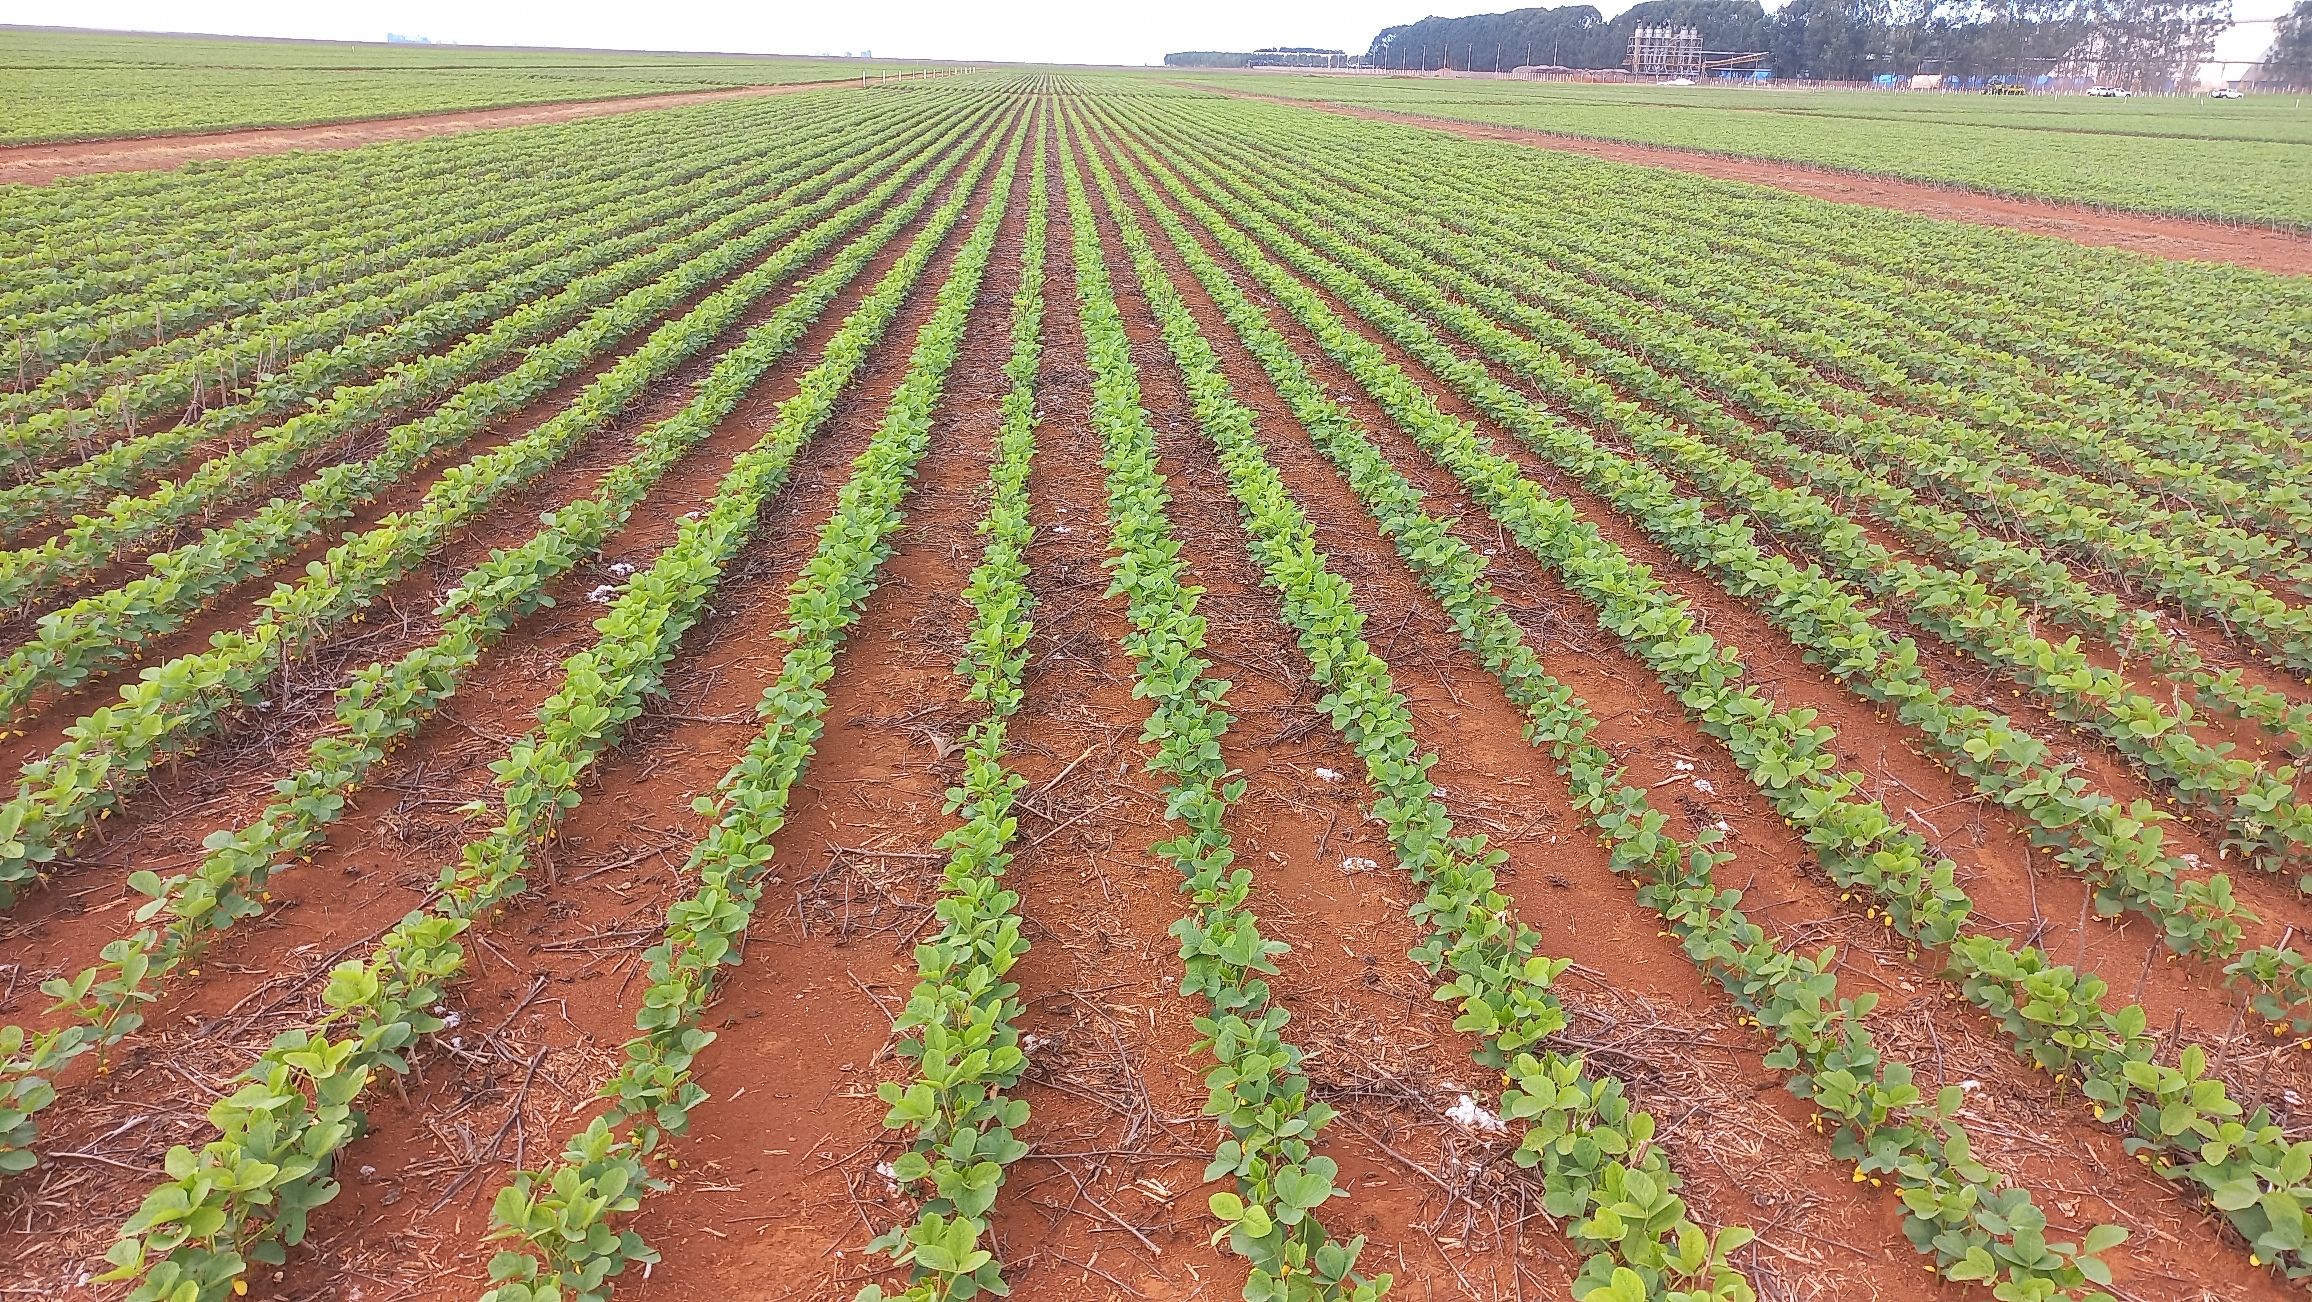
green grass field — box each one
[1178,72,2312,227]
[0,27,927,145]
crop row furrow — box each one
[1116,102,2312,1281]
[0,101,955,613]
[478,116,1024,1302]
[0,94,937,541]
[0,105,977,1174]
[89,106,1013,1302]
[0,107,1000,905]
[1060,127,1399,1302]
[1080,114,1764,1301]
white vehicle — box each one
[2086,85,2131,97]
[2210,86,2243,99]
[1658,77,1696,86]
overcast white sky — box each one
[0,0,2293,67]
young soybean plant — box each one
[96,114,1020,1302]
[1106,113,2124,1300]
[1130,114,2303,1285]
[1054,124,1388,1302]
[1077,111,1746,1302]
[856,120,1050,1302]
[466,123,1027,1302]
[0,114,987,1181]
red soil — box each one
[0,81,855,187]
[5,101,2308,1302]
[1204,88,2312,277]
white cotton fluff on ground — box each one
[1447,1094,1507,1134]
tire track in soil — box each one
[1119,140,2296,1299]
[0,120,1015,1293]
[0,132,981,954]
[0,113,982,765]
[1082,127,1930,1301]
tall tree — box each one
[2067,0,2232,88]
[2267,0,2312,86]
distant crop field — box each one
[1,66,2311,1302]
[0,27,913,144]
[1184,72,2312,227]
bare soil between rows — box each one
[1201,87,2312,277]
[0,81,856,187]
[7,97,2308,1302]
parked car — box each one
[2211,86,2244,98]
[1983,81,2027,95]
[2086,85,2131,97]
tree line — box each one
[1364,0,2260,89]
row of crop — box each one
[1209,127,2312,766]
[1312,134,2312,755]
[1191,124,2312,879]
[0,94,937,541]
[1470,211,2312,553]
[1596,150,2304,376]
[1618,253,2312,511]
[1552,167,2297,420]
[854,124,1049,1302]
[0,112,982,1177]
[2,134,550,304]
[1543,248,2312,628]
[1093,111,2144,1298]
[92,107,1018,1302]
[1127,108,2245,956]
[1219,121,2312,677]
[1,101,838,390]
[1223,99,2295,392]
[5,176,755,470]
[1056,130,1389,1302]
[0,91,846,322]
[1115,104,2312,1282]
[1160,127,2312,891]
[0,96,971,688]
[0,97,700,274]
[0,93,946,447]
[0,102,951,616]
[0,107,994,904]
[1119,110,2150,1297]
[1079,114,1762,1301]
[1604,219,2312,462]
[1332,137,2312,488]
[2,105,785,409]
[480,120,1026,1302]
